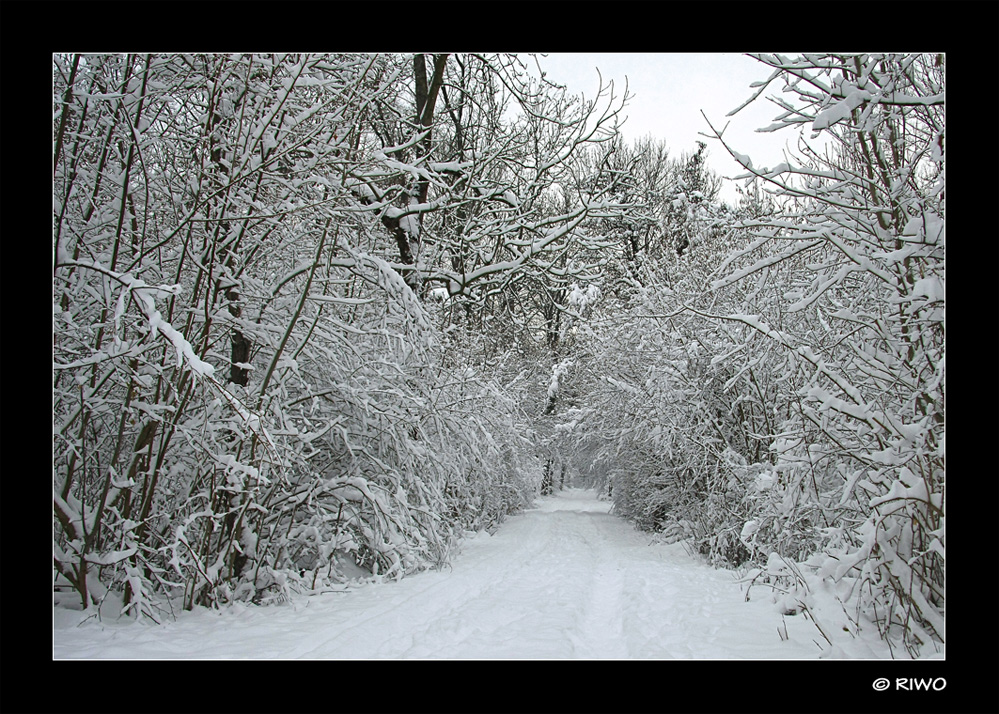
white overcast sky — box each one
[532,53,806,205]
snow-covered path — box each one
[54,489,858,659]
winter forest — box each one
[52,53,945,660]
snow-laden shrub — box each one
[704,53,945,656]
[562,53,944,657]
[52,53,543,616]
[54,235,541,611]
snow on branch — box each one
[56,260,215,378]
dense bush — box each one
[554,54,944,656]
[53,52,627,617]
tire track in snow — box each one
[570,513,628,658]
[392,510,597,658]
[295,509,563,658]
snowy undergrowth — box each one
[55,489,913,659]
[554,54,944,659]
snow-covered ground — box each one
[54,488,899,660]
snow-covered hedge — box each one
[560,53,944,657]
[52,53,543,618]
